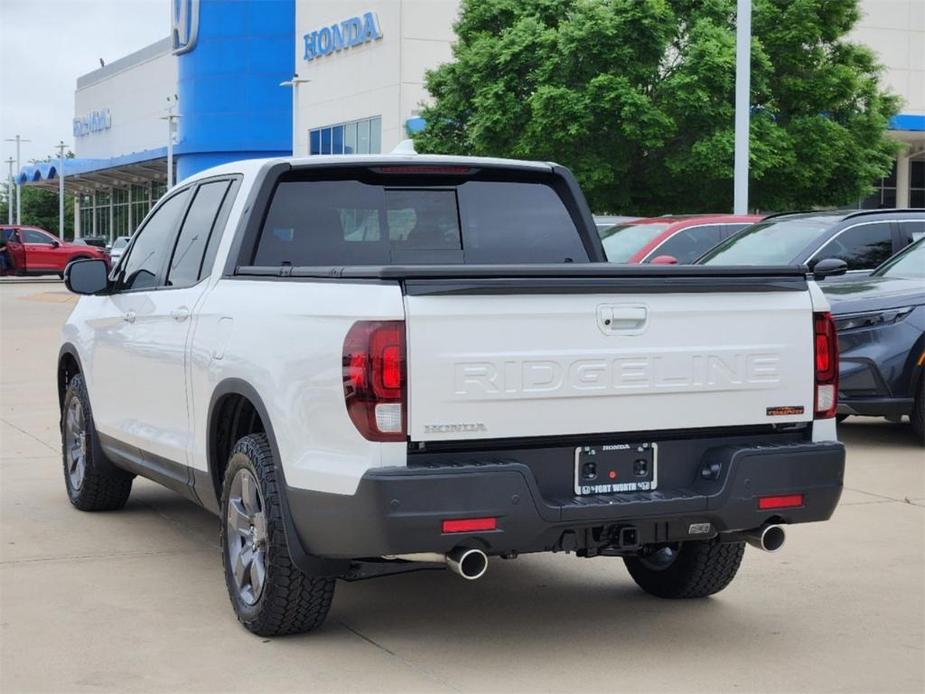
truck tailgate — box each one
[404,280,814,442]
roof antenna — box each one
[391,139,417,155]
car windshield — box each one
[112,238,129,250]
[699,217,838,265]
[599,223,669,262]
[874,240,925,279]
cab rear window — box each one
[252,172,588,266]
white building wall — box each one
[294,0,458,155]
[74,40,178,160]
[852,0,924,117]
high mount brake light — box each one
[813,312,839,419]
[343,321,406,442]
[371,166,477,175]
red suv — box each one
[599,214,764,264]
[1,226,109,278]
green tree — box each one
[414,0,899,215]
[0,152,75,239]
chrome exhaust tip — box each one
[746,524,786,553]
[446,548,488,580]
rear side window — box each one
[646,225,723,264]
[252,175,586,266]
[813,222,893,271]
[166,181,231,288]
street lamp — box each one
[733,0,752,214]
[56,141,69,239]
[4,157,13,224]
[4,134,31,224]
[160,95,180,188]
[280,76,310,156]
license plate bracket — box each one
[573,443,658,496]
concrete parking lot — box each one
[0,280,922,694]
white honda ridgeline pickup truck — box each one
[59,154,846,636]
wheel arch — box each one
[57,343,84,414]
[205,378,348,576]
[206,379,274,511]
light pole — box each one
[161,96,180,188]
[733,0,752,214]
[280,76,310,156]
[4,157,13,224]
[56,141,68,238]
[4,134,31,224]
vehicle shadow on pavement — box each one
[838,417,921,447]
[120,483,752,649]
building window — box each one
[861,162,897,209]
[310,116,382,155]
[911,160,924,209]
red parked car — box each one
[598,214,764,264]
[1,226,109,278]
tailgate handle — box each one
[599,305,647,333]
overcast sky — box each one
[0,0,169,171]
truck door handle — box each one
[610,307,647,326]
[598,305,648,333]
[170,306,190,322]
[123,311,136,323]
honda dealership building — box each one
[18,0,925,240]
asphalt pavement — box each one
[1,281,922,693]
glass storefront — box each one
[77,181,168,242]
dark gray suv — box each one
[699,209,924,277]
[823,239,925,444]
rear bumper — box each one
[286,440,845,560]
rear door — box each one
[404,280,814,441]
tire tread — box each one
[624,540,745,599]
[62,373,133,511]
[221,433,335,636]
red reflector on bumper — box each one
[442,517,497,533]
[758,494,804,510]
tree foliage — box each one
[413,0,899,214]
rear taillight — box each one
[813,312,839,419]
[343,321,406,442]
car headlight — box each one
[834,306,915,332]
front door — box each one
[2,229,26,272]
[19,228,62,271]
[90,187,193,468]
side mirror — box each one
[650,255,679,265]
[811,257,848,281]
[64,258,110,295]
[52,240,60,248]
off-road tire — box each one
[624,540,745,599]
[61,373,133,510]
[912,379,924,446]
[220,433,335,636]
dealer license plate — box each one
[574,443,658,495]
